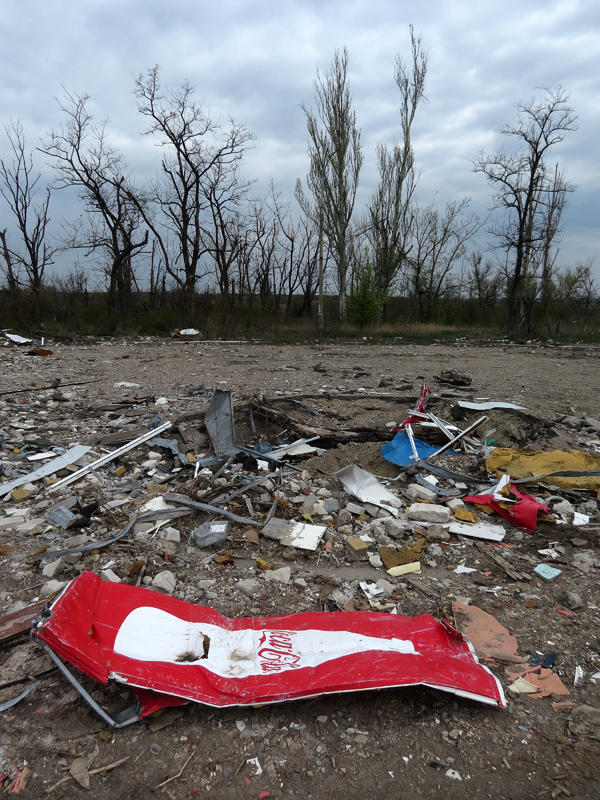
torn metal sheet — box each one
[164,495,260,527]
[262,518,327,551]
[149,435,189,466]
[447,521,506,542]
[0,445,90,497]
[458,400,527,411]
[0,681,41,713]
[335,464,401,516]
[47,421,172,493]
[38,518,137,561]
[33,571,506,724]
[46,505,81,529]
[205,389,238,456]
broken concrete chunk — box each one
[101,568,121,583]
[156,540,177,556]
[568,705,600,739]
[424,526,450,542]
[152,570,177,594]
[446,498,465,511]
[553,499,574,515]
[237,579,261,596]
[40,579,66,598]
[384,518,408,539]
[160,527,181,542]
[42,558,64,579]
[375,579,395,595]
[191,521,228,548]
[407,503,451,524]
[264,567,291,584]
[346,502,366,516]
[335,509,352,527]
[406,484,437,502]
[63,533,90,549]
[565,591,583,610]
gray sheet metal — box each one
[0,445,90,497]
[205,389,238,456]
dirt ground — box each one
[1,336,599,799]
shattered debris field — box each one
[1,337,600,799]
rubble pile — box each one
[0,335,599,797]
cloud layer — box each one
[1,0,598,274]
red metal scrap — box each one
[33,572,505,717]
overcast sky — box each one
[1,0,599,280]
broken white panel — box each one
[284,442,318,456]
[453,565,478,574]
[262,518,327,551]
[5,332,32,344]
[458,400,527,411]
[268,437,320,459]
[573,512,590,526]
[0,445,90,497]
[447,521,506,542]
[335,464,400,517]
[27,452,58,461]
[360,581,385,601]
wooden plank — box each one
[0,601,46,643]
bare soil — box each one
[1,337,599,799]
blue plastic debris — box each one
[381,431,456,467]
[533,563,562,581]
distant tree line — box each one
[0,28,597,336]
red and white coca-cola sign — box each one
[35,571,505,717]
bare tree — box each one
[0,121,56,317]
[296,48,363,320]
[42,90,148,314]
[365,27,428,308]
[474,86,577,334]
[131,66,254,319]
[406,197,481,320]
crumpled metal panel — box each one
[205,389,238,456]
[34,572,506,720]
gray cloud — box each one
[1,0,598,275]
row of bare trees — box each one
[0,29,594,334]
